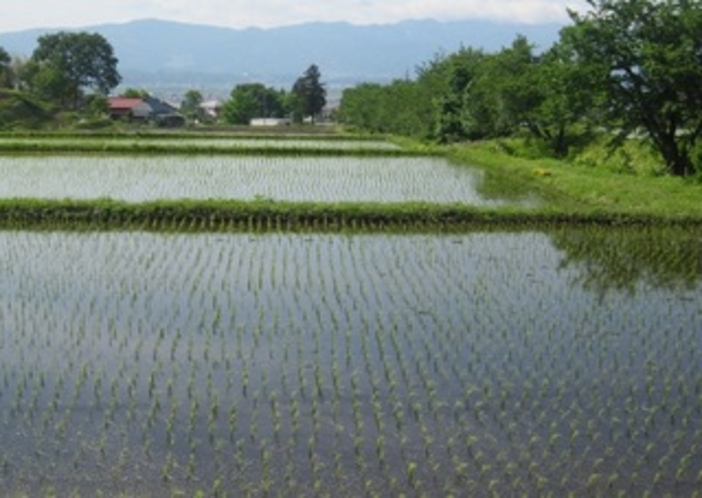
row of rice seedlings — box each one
[0,230,700,494]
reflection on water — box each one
[0,228,700,495]
[551,225,702,293]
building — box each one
[107,96,185,127]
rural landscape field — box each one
[1,0,702,494]
[0,132,700,496]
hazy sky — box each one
[1,0,589,32]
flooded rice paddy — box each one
[0,155,537,206]
[0,227,700,495]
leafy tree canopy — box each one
[30,31,121,109]
[180,89,205,122]
[563,0,702,176]
[340,0,702,176]
[222,83,286,125]
[122,88,150,98]
[0,88,54,129]
[0,47,12,88]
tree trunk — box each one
[657,134,693,177]
[552,125,567,158]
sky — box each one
[0,0,589,33]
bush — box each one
[0,89,55,129]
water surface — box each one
[0,227,699,495]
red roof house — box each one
[107,97,149,120]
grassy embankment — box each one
[0,133,426,157]
[0,133,700,230]
[452,139,702,223]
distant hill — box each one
[0,18,563,94]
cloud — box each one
[0,0,589,32]
[161,0,588,27]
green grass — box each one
[0,126,370,140]
[449,140,702,221]
[0,140,431,157]
[1,197,699,232]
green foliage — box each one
[0,88,54,129]
[433,48,487,142]
[30,31,121,110]
[121,88,149,98]
[340,41,593,150]
[339,80,428,136]
[341,0,702,177]
[0,46,12,89]
[453,139,702,219]
[83,94,109,117]
[223,83,286,125]
[291,64,326,123]
[563,0,702,176]
[0,136,429,156]
[571,136,666,176]
[180,89,205,123]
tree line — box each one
[166,64,327,125]
[218,64,326,125]
[339,0,702,177]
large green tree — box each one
[291,64,326,123]
[563,0,702,176]
[433,48,487,142]
[339,83,385,132]
[222,83,286,125]
[520,40,601,156]
[30,31,121,109]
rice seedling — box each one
[0,227,700,495]
[0,154,524,206]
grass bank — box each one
[1,198,700,232]
[0,141,434,157]
[448,141,702,221]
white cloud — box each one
[0,0,590,32]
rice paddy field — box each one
[0,155,531,205]
[0,134,701,495]
[1,228,701,496]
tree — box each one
[291,64,326,123]
[432,48,489,142]
[524,40,601,156]
[180,89,205,122]
[339,83,384,131]
[0,47,13,88]
[222,83,286,125]
[122,88,149,98]
[563,0,702,176]
[30,31,121,109]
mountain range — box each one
[0,18,563,97]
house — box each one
[107,95,185,127]
[199,100,223,120]
[107,97,148,120]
